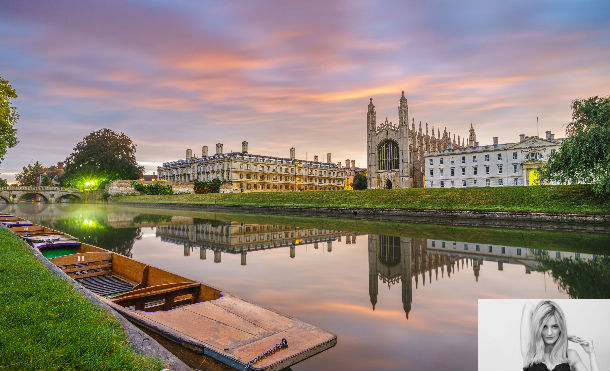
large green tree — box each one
[0,76,19,163]
[540,96,610,196]
[62,128,143,189]
[352,172,368,190]
[16,161,48,186]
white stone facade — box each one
[424,131,562,188]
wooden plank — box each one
[68,269,111,279]
[184,301,268,337]
[211,296,293,333]
[63,261,111,274]
[50,252,112,266]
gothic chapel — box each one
[366,91,472,189]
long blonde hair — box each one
[525,300,568,367]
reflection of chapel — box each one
[366,91,471,189]
[368,235,467,318]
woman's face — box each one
[541,316,561,345]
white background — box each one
[479,299,610,371]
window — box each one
[473,155,477,162]
[429,181,433,187]
[440,181,445,188]
[497,153,502,160]
[440,158,444,165]
[513,151,518,159]
[484,154,489,161]
[451,180,455,187]
[450,168,455,176]
[513,164,518,173]
[486,179,490,186]
[429,169,434,177]
[440,169,444,176]
[501,246,506,254]
[485,166,490,175]
[450,158,455,165]
[239,173,243,179]
[474,166,478,175]
[432,241,435,247]
[461,167,466,176]
[498,165,503,174]
[473,179,477,185]
[499,178,504,185]
[377,140,399,170]
[488,245,493,253]
[462,180,466,187]
[514,178,518,185]
[461,156,465,163]
[429,159,433,165]
[246,174,251,180]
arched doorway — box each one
[385,179,393,189]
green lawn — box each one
[0,228,164,371]
[116,184,609,214]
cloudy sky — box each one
[1,0,608,181]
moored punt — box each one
[8,225,336,370]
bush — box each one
[133,183,173,195]
[194,179,222,194]
[352,173,368,190]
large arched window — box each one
[377,140,399,170]
[378,235,401,267]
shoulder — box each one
[567,349,582,365]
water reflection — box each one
[8,204,610,371]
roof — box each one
[161,152,340,169]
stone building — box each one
[340,159,366,190]
[157,141,345,192]
[367,92,468,189]
[424,131,562,188]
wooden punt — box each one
[44,242,336,370]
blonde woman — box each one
[520,300,599,371]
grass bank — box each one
[116,184,608,214]
[0,228,163,371]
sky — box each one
[1,0,608,182]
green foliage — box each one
[352,173,368,190]
[62,129,144,189]
[538,255,610,298]
[0,178,8,187]
[194,179,222,194]
[15,161,54,186]
[133,183,173,195]
[0,228,163,370]
[541,96,610,196]
[117,184,608,214]
[0,76,19,164]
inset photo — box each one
[479,299,610,371]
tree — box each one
[62,128,143,189]
[0,178,8,187]
[540,96,610,196]
[352,172,368,190]
[16,161,48,186]
[0,76,19,163]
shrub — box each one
[194,179,222,194]
[133,183,173,195]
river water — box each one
[5,203,609,371]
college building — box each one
[424,131,562,188]
[157,141,345,192]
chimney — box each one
[337,161,342,168]
[345,159,350,169]
[57,162,64,177]
[186,148,193,159]
[551,133,555,140]
[216,143,223,155]
[351,159,355,169]
[290,147,295,160]
[519,134,525,142]
[493,137,498,146]
[314,155,319,162]
[202,145,208,157]
[327,152,332,163]
[545,131,552,141]
[242,141,248,153]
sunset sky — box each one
[1,0,608,181]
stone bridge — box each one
[0,186,83,203]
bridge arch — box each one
[0,195,10,204]
[18,192,50,203]
[57,193,81,203]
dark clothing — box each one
[524,362,571,371]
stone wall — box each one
[105,180,194,196]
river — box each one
[5,202,609,371]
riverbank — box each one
[114,185,609,231]
[0,228,166,371]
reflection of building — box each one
[368,235,464,318]
[425,131,562,188]
[156,221,350,265]
[367,92,469,189]
[157,142,345,192]
[426,239,594,275]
